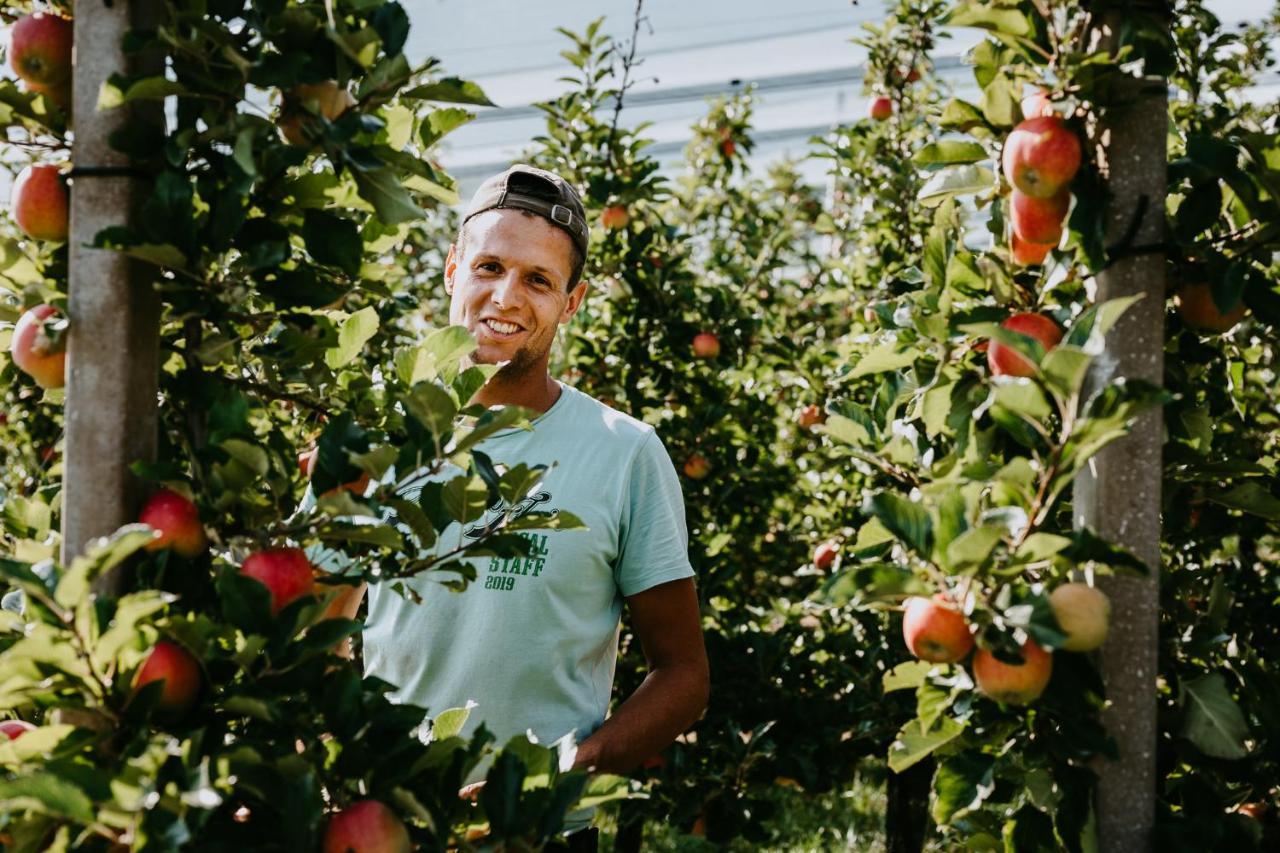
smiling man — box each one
[330,165,708,851]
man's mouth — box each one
[480,317,524,339]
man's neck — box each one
[470,369,561,414]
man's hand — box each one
[571,578,708,775]
[459,781,486,801]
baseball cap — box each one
[462,164,590,257]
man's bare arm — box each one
[571,578,708,774]
[315,579,367,659]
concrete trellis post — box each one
[61,2,163,583]
[1073,42,1169,853]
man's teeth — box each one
[485,319,520,334]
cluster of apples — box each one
[901,583,1110,706]
[1003,91,1081,267]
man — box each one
[329,165,709,850]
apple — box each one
[139,489,207,558]
[241,547,316,615]
[299,447,372,497]
[683,453,711,480]
[1010,232,1055,266]
[1010,188,1070,246]
[692,332,720,359]
[1021,89,1054,119]
[1002,116,1081,198]
[278,80,355,147]
[868,96,893,121]
[323,800,411,853]
[902,595,974,663]
[9,13,73,88]
[0,719,36,740]
[132,641,202,716]
[1175,282,1247,333]
[10,304,67,389]
[972,640,1053,705]
[28,79,71,112]
[720,138,736,158]
[11,163,69,242]
[600,205,630,230]
[987,312,1063,378]
[813,540,839,571]
[796,404,825,430]
[1049,583,1110,652]
[901,67,921,84]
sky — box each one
[402,0,1277,197]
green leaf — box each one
[401,77,496,106]
[932,753,996,826]
[419,107,475,148]
[945,4,1031,36]
[352,166,427,225]
[396,325,476,385]
[1181,673,1250,759]
[432,705,472,740]
[56,526,156,609]
[884,660,937,693]
[850,343,918,378]
[97,75,187,110]
[303,210,363,276]
[0,772,95,822]
[820,413,874,447]
[945,525,1004,572]
[918,165,996,207]
[866,492,933,555]
[888,716,964,773]
[913,141,989,168]
[939,98,987,131]
[1207,482,1280,520]
[325,306,380,369]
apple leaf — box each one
[324,306,380,370]
[1181,673,1250,760]
[931,753,996,826]
[401,77,496,106]
[303,210,363,276]
[888,715,965,773]
[866,492,934,556]
[913,140,989,168]
[918,165,996,207]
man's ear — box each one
[444,244,458,295]
[561,279,589,322]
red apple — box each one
[132,641,202,716]
[972,640,1053,705]
[1021,89,1054,119]
[10,304,67,388]
[813,540,839,571]
[796,404,825,430]
[692,333,720,359]
[902,596,974,663]
[720,138,736,158]
[683,453,711,480]
[0,720,36,740]
[1175,282,1247,333]
[1010,232,1056,266]
[1002,116,1081,198]
[11,164,69,242]
[901,67,921,84]
[600,205,630,230]
[299,447,372,497]
[9,13,73,88]
[240,547,316,615]
[1010,188,1070,245]
[987,312,1063,378]
[278,81,356,147]
[323,800,411,853]
[1049,583,1110,652]
[868,96,893,121]
[139,489,207,558]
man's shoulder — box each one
[559,384,656,448]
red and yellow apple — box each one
[0,719,36,740]
[10,304,67,388]
[987,312,1063,378]
[868,96,893,121]
[1010,188,1070,246]
[9,13,73,88]
[132,640,202,716]
[1002,116,1081,198]
[692,332,720,359]
[1010,232,1055,267]
[683,453,711,480]
[240,547,316,615]
[139,489,207,558]
[11,163,69,242]
[813,540,839,571]
[600,205,630,230]
[278,81,355,147]
[796,404,825,429]
[323,800,411,853]
[902,595,974,663]
[1049,582,1110,652]
[1174,282,1247,334]
[972,640,1052,705]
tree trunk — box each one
[62,0,164,588]
[885,758,932,853]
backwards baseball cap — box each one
[462,164,590,257]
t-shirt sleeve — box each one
[614,429,695,597]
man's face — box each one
[445,209,587,378]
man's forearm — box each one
[572,662,708,775]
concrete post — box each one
[62,2,163,579]
[1072,58,1168,853]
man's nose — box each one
[490,271,520,306]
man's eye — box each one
[479,262,500,272]
[530,277,548,287]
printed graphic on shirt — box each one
[463,491,557,593]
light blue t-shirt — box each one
[360,382,694,764]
